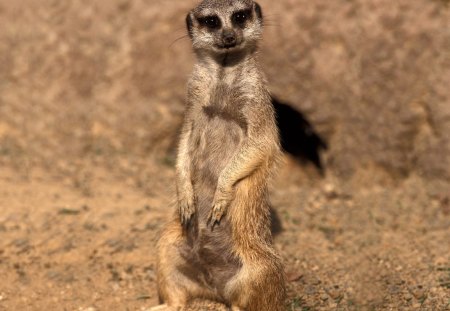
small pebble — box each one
[409,285,428,300]
[305,285,317,295]
[326,285,343,300]
[324,183,338,199]
[404,294,413,301]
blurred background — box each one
[0,0,449,310]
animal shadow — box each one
[272,97,328,173]
[270,206,283,236]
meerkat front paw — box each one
[207,188,233,229]
[178,188,195,227]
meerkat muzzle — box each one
[222,30,237,48]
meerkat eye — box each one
[232,9,252,26]
[198,15,221,29]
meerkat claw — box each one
[179,198,195,227]
[207,200,228,229]
[206,209,216,229]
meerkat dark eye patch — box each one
[254,3,263,20]
[232,9,252,27]
[197,15,221,30]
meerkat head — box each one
[186,0,263,56]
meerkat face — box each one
[186,0,263,55]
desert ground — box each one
[1,159,449,310]
[0,0,449,310]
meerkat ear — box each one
[186,13,194,38]
[254,2,263,20]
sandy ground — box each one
[0,158,449,311]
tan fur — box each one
[155,1,286,310]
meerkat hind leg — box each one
[157,221,219,309]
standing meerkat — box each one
[155,0,286,310]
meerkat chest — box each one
[203,80,249,126]
[189,82,248,172]
[201,82,247,135]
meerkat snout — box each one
[222,29,237,48]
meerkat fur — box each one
[155,0,286,310]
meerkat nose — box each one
[222,30,237,47]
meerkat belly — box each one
[190,112,245,199]
[183,108,245,293]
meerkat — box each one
[154,0,286,310]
